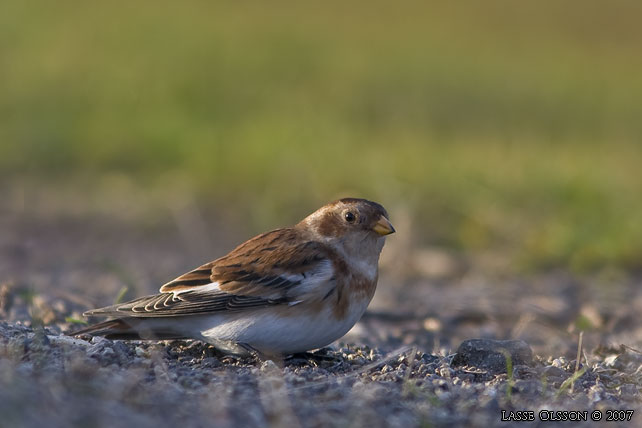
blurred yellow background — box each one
[2,0,642,273]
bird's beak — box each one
[373,216,395,236]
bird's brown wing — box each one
[84,228,336,318]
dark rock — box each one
[513,364,538,379]
[542,365,566,378]
[512,379,542,395]
[451,339,533,374]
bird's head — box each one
[300,198,394,259]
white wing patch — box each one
[287,259,335,300]
[171,281,221,296]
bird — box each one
[72,198,394,356]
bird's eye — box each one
[344,211,356,223]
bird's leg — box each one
[237,343,284,366]
[285,348,339,366]
[309,347,339,361]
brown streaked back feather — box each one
[160,228,330,297]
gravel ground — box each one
[1,209,642,427]
[1,320,641,428]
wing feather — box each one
[84,228,337,318]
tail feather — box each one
[69,318,188,340]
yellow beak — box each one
[373,216,395,236]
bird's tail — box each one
[69,318,188,340]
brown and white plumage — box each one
[73,198,394,355]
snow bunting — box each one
[73,198,394,355]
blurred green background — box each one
[2,0,642,272]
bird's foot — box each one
[285,348,339,366]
